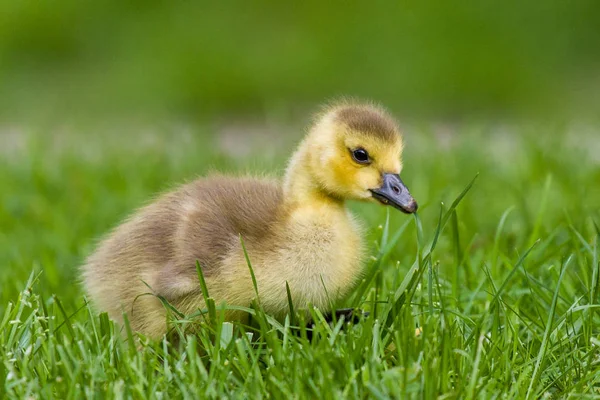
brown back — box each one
[173,176,285,275]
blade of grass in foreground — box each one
[464,239,540,347]
[381,174,479,336]
[240,235,260,302]
[0,354,5,399]
[351,211,411,305]
[285,281,297,327]
[196,261,217,324]
[526,255,572,399]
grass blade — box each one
[526,255,572,399]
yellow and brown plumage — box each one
[81,100,417,339]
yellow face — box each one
[313,126,404,201]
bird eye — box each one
[351,148,371,164]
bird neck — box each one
[283,144,344,211]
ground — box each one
[1,120,599,398]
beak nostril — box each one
[392,185,400,194]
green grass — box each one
[1,124,600,398]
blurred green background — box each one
[1,0,600,298]
[1,1,599,122]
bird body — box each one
[82,101,417,339]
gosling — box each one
[81,101,418,339]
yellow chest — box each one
[253,207,365,314]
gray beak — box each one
[370,173,418,214]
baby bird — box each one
[81,101,417,339]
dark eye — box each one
[351,148,371,164]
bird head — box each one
[294,100,418,214]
